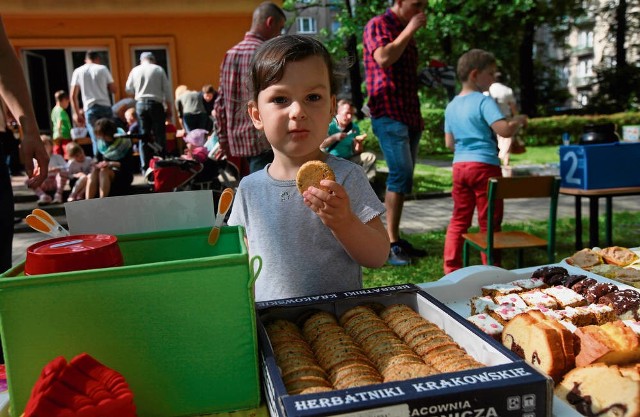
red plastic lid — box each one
[25,234,124,276]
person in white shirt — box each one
[126,52,173,171]
[70,51,116,157]
[488,76,519,166]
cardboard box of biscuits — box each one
[255,284,552,417]
[422,262,640,417]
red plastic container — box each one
[25,234,123,275]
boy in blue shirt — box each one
[443,49,527,274]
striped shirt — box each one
[214,32,271,158]
[363,9,423,131]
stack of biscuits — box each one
[265,303,484,395]
[339,305,434,382]
[265,319,333,395]
[379,304,484,373]
[303,310,383,389]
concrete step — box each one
[12,173,152,234]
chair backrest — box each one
[489,176,559,200]
[486,175,561,250]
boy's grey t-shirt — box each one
[228,154,385,302]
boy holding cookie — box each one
[228,35,389,302]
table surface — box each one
[560,185,640,196]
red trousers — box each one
[443,162,504,274]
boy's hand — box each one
[302,180,355,230]
[354,134,367,143]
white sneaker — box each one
[52,193,63,204]
[37,194,52,205]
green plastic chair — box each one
[462,175,561,268]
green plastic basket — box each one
[1,226,261,417]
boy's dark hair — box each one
[249,35,338,101]
[93,118,117,138]
[202,84,216,95]
[456,49,496,82]
[66,141,83,158]
[54,90,68,102]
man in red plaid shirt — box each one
[214,2,286,176]
[363,0,427,266]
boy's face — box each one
[248,55,336,160]
[336,103,354,128]
[60,98,70,109]
[474,64,498,92]
[203,92,214,103]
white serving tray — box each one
[418,263,633,417]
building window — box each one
[297,17,317,34]
[578,58,593,77]
[577,92,589,106]
[578,30,594,49]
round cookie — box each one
[296,160,335,193]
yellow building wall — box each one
[2,13,254,100]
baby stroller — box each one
[145,129,239,195]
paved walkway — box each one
[9,169,640,267]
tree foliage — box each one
[283,0,637,116]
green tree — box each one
[285,0,584,116]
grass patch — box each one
[376,146,562,194]
[363,211,640,288]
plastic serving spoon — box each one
[208,188,235,245]
[25,209,70,238]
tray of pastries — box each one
[420,264,640,417]
[561,246,640,288]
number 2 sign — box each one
[561,150,582,186]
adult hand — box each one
[407,12,427,35]
[218,140,231,158]
[73,111,85,127]
[21,130,48,188]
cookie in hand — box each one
[296,160,335,194]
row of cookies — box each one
[302,310,384,389]
[265,303,485,394]
[338,305,435,382]
[378,304,484,373]
[264,319,333,395]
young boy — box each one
[51,90,72,158]
[443,49,527,274]
[321,99,377,182]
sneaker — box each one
[387,244,411,266]
[396,238,427,258]
[52,193,64,204]
[37,194,52,206]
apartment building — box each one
[562,1,639,108]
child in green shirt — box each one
[51,90,72,158]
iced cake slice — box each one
[494,293,528,309]
[542,285,587,308]
[470,295,498,315]
[481,283,522,297]
[520,290,558,309]
[467,313,503,340]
